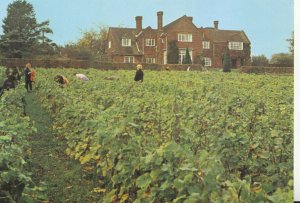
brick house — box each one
[106,11,251,68]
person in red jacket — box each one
[30,68,36,83]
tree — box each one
[37,20,57,55]
[222,48,231,72]
[251,55,269,66]
[77,25,108,58]
[270,53,293,66]
[182,48,192,64]
[167,40,179,64]
[286,31,294,55]
[0,0,55,58]
[61,44,93,60]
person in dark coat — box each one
[3,76,16,90]
[134,64,144,82]
[24,63,32,92]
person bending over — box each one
[54,75,69,86]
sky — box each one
[0,0,294,59]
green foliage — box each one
[182,48,192,64]
[61,44,94,60]
[0,85,37,202]
[167,40,179,64]
[286,31,294,55]
[0,0,55,58]
[33,69,293,202]
[251,55,269,66]
[222,49,231,72]
[61,25,108,60]
[270,53,293,67]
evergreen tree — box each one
[37,20,57,55]
[0,0,54,58]
[182,48,192,64]
[222,48,231,72]
[167,40,179,64]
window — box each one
[145,39,155,46]
[124,56,134,63]
[108,41,111,48]
[122,38,131,47]
[202,41,210,49]
[203,57,212,67]
[228,42,243,50]
[178,34,192,42]
[178,49,193,64]
[145,57,156,64]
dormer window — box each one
[145,39,155,46]
[202,41,210,49]
[178,34,192,42]
[228,42,243,50]
[122,38,131,47]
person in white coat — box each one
[75,73,89,81]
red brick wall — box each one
[137,29,157,63]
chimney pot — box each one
[214,20,219,29]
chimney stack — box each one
[188,17,193,22]
[214,20,219,29]
[135,16,142,34]
[157,11,163,31]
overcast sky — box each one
[0,0,294,58]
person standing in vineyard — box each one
[134,64,144,82]
[24,63,32,92]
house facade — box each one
[106,11,251,68]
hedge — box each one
[240,66,294,74]
[0,58,203,71]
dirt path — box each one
[25,91,99,203]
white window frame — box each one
[122,38,131,47]
[108,41,111,48]
[124,56,134,63]
[228,42,243,50]
[203,57,212,67]
[145,57,156,64]
[202,41,210,49]
[178,34,193,42]
[145,39,155,46]
[178,49,193,64]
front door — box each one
[163,51,167,64]
[231,59,237,68]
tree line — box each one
[0,0,108,61]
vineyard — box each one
[1,67,293,202]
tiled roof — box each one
[109,27,143,55]
[163,15,196,31]
[202,28,250,44]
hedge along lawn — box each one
[0,66,5,84]
[32,68,293,202]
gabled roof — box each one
[163,15,197,31]
[108,27,143,55]
[201,28,251,44]
[136,26,157,38]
